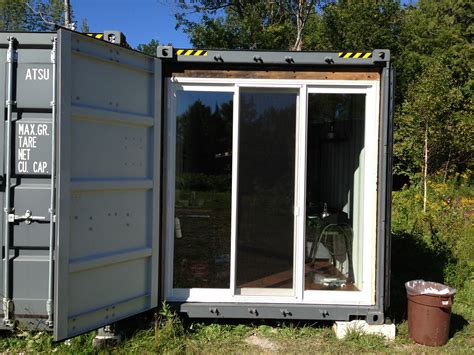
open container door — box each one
[54,29,162,341]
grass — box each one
[0,289,471,354]
[0,243,471,353]
[0,277,471,354]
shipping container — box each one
[0,28,394,341]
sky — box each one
[72,0,193,49]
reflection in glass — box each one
[305,94,365,291]
[236,90,297,292]
[173,91,233,288]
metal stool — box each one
[309,222,354,283]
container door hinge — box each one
[6,44,17,63]
[49,208,57,223]
[8,209,47,224]
[2,298,14,327]
[46,299,53,328]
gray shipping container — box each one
[1,28,394,341]
[0,30,161,340]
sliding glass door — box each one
[173,90,233,290]
[302,86,378,305]
[236,89,297,296]
[165,79,378,305]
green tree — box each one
[81,18,89,33]
[0,0,28,30]
[393,0,473,186]
[0,0,74,31]
[175,1,319,50]
[398,0,472,97]
[394,59,471,211]
[136,39,159,56]
[31,0,67,31]
[312,0,401,51]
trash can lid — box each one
[405,280,456,296]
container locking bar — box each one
[3,36,17,327]
[46,36,57,328]
[7,209,47,224]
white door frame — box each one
[164,77,379,305]
[300,84,380,305]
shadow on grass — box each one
[449,313,469,338]
[388,232,469,337]
[112,232,469,347]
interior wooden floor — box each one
[239,260,358,291]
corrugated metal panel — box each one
[54,30,161,340]
[0,33,56,327]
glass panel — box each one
[236,90,297,293]
[173,91,233,288]
[305,93,365,291]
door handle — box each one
[8,209,46,224]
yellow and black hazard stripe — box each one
[338,52,372,59]
[85,32,130,48]
[86,33,104,40]
[176,49,208,57]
